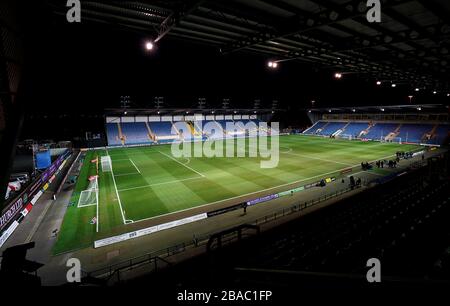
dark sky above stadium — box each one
[20,3,447,116]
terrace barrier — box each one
[85,185,359,283]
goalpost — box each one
[78,176,98,207]
[338,134,353,141]
[380,136,402,144]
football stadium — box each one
[1,0,450,299]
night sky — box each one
[17,1,448,140]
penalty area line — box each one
[128,153,398,225]
[114,172,141,177]
[129,159,141,173]
[118,176,204,192]
[158,151,205,178]
[109,160,127,225]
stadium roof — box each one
[104,108,280,116]
[308,103,449,112]
[48,0,450,92]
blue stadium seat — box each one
[121,122,152,145]
[106,123,122,146]
[364,123,399,140]
[396,124,433,144]
[341,122,369,138]
[148,121,175,137]
[431,124,449,145]
[303,121,327,134]
[317,122,347,136]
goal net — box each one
[339,134,353,141]
[101,155,112,172]
[381,137,402,144]
[78,176,98,207]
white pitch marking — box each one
[129,159,141,173]
[282,151,352,166]
[118,176,204,192]
[114,172,141,177]
[108,154,127,224]
[129,154,398,224]
[96,179,99,233]
[158,151,205,177]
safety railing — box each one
[85,185,359,283]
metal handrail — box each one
[86,185,357,280]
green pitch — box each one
[53,135,421,254]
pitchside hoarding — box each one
[0,150,71,233]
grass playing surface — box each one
[53,135,421,254]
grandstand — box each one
[105,116,266,146]
[304,118,448,145]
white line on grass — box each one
[108,154,127,224]
[129,159,141,173]
[118,176,204,192]
[158,151,205,177]
[282,151,352,166]
[96,178,99,233]
[114,172,141,177]
[130,153,397,224]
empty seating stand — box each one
[147,122,179,144]
[431,124,450,145]
[317,122,347,136]
[121,122,152,145]
[212,162,450,280]
[303,120,448,145]
[396,124,433,144]
[341,122,369,138]
[303,121,327,134]
[106,123,122,146]
[364,123,399,140]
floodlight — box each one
[268,61,278,68]
[145,41,154,50]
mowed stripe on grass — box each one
[53,135,421,253]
